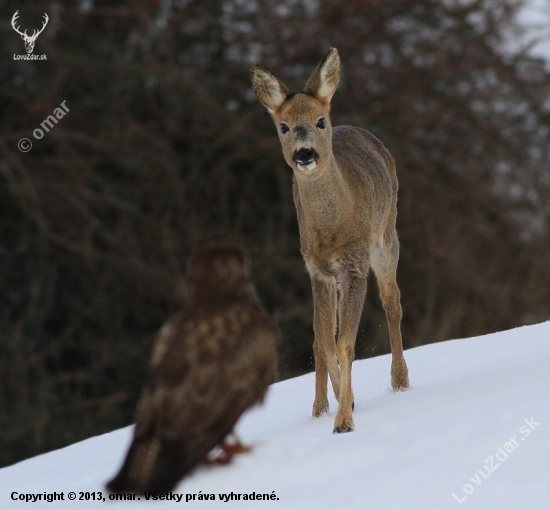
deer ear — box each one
[250,65,289,113]
[304,48,340,103]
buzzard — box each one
[107,238,279,493]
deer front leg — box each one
[333,275,367,433]
[311,275,339,417]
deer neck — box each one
[293,155,352,228]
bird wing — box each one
[134,301,278,442]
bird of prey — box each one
[106,238,279,493]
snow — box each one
[1,321,549,509]
[517,0,550,60]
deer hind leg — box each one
[372,231,409,391]
[333,274,367,433]
[311,276,339,417]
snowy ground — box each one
[1,321,549,509]
[517,0,550,61]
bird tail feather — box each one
[106,435,192,494]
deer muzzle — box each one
[293,148,319,171]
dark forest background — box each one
[1,0,549,468]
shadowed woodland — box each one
[1,0,549,467]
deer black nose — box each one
[293,148,316,164]
[294,126,308,140]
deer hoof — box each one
[332,423,354,434]
[391,372,409,391]
[312,400,329,417]
[391,361,409,391]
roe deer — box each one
[251,48,409,433]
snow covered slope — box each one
[1,322,549,509]
[517,0,550,61]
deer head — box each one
[251,48,341,174]
[11,11,49,54]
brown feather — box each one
[107,238,279,493]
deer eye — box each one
[280,123,289,134]
[316,118,326,129]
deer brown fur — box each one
[251,48,409,433]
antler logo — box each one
[11,11,49,54]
